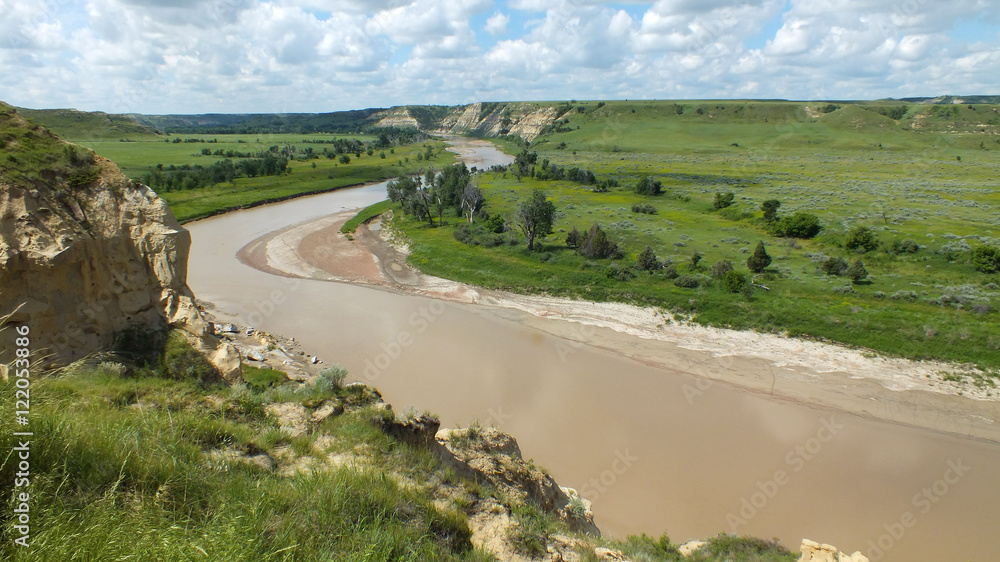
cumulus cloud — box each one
[0,0,997,113]
[485,11,510,35]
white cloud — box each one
[0,0,998,113]
[485,11,510,35]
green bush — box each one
[821,256,849,276]
[674,274,702,288]
[972,245,1000,273]
[160,330,219,384]
[771,212,821,239]
[713,191,735,210]
[844,226,879,252]
[485,214,506,233]
[576,223,623,259]
[890,238,920,254]
[662,264,679,279]
[631,203,657,214]
[721,270,749,293]
[710,260,734,278]
[633,176,663,196]
[846,259,869,283]
[606,263,636,281]
[637,245,662,271]
[761,199,781,223]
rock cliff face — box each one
[372,107,421,129]
[368,102,564,142]
[436,102,563,141]
[0,105,239,379]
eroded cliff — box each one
[0,103,239,379]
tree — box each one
[846,259,869,283]
[713,191,735,210]
[636,246,661,271]
[845,226,879,253]
[515,190,556,251]
[761,199,781,223]
[634,176,663,196]
[513,149,537,180]
[972,245,1000,273]
[460,183,485,223]
[747,241,772,273]
[338,154,350,164]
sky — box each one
[1,0,999,114]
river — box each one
[186,136,1000,561]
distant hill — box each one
[134,108,386,134]
[17,107,160,139]
[897,95,1000,105]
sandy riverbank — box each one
[236,210,1000,443]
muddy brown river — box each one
[187,137,1000,561]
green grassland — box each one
[396,100,1000,370]
[73,133,456,222]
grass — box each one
[76,134,455,223]
[391,99,1000,369]
[0,353,487,560]
[342,199,393,233]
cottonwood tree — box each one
[515,189,555,251]
[460,183,485,223]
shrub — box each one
[565,226,580,248]
[845,226,879,252]
[453,223,476,245]
[747,241,772,273]
[662,264,679,279]
[771,212,821,238]
[631,203,657,214]
[636,246,661,271]
[721,270,749,293]
[713,191,735,210]
[710,260,734,278]
[160,330,219,384]
[890,238,920,254]
[485,214,506,233]
[821,256,849,276]
[605,263,636,281]
[318,366,348,389]
[674,274,701,288]
[576,224,623,259]
[633,176,663,196]
[972,245,1000,273]
[846,259,869,283]
[761,199,781,223]
[690,251,704,269]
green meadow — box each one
[68,133,457,222]
[395,100,1000,371]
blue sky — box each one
[1,0,998,114]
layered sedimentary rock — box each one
[0,107,239,379]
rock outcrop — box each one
[372,107,420,129]
[0,104,239,379]
[436,102,563,141]
[436,426,600,536]
[798,539,869,562]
